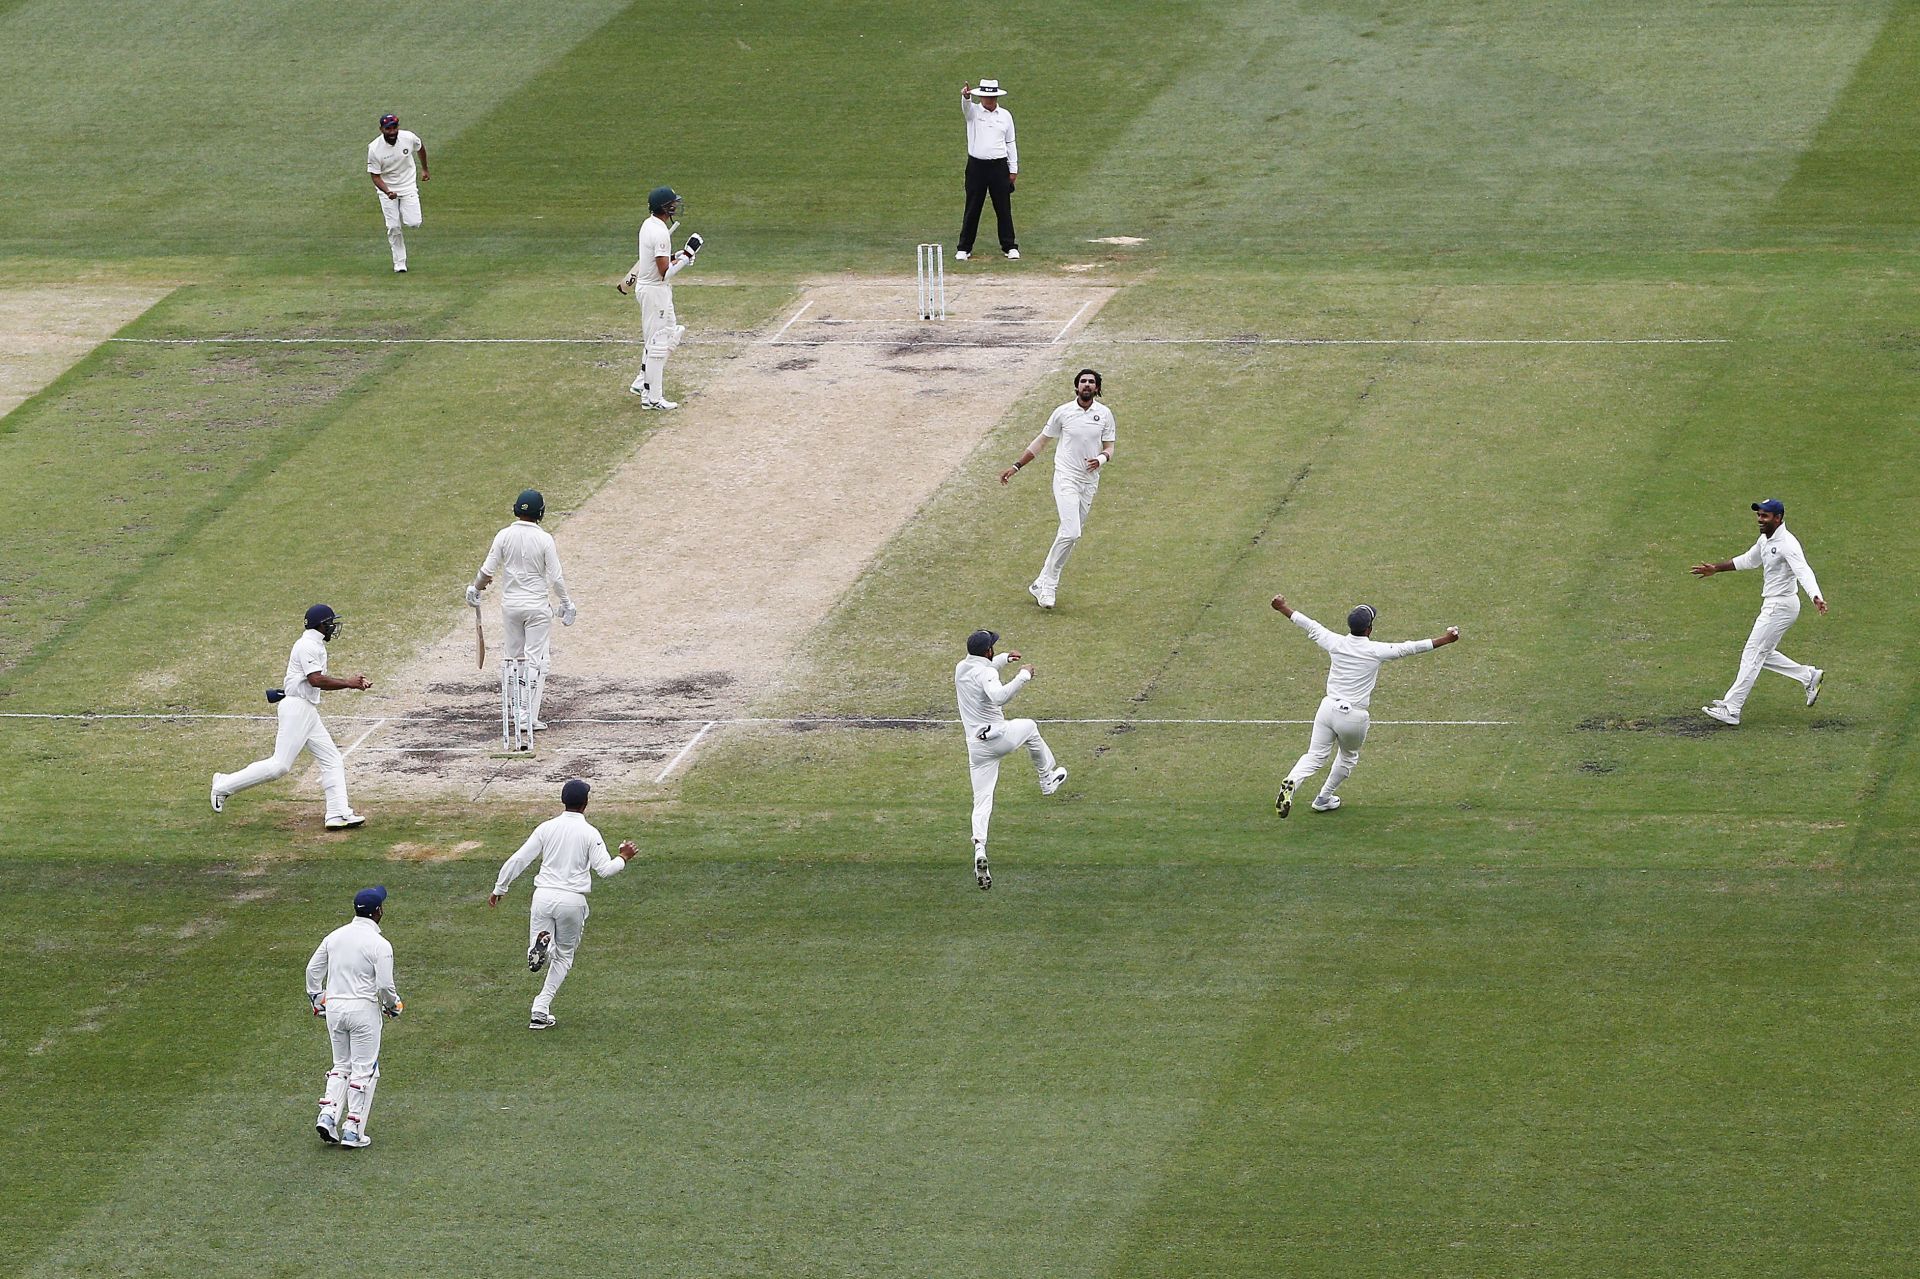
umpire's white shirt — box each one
[306,917,398,1007]
[1291,611,1432,709]
[285,629,330,706]
[955,654,1028,734]
[366,131,423,191]
[1733,525,1821,602]
[493,811,627,897]
[962,101,1018,171]
[482,520,572,611]
[1044,399,1116,483]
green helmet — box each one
[647,186,682,217]
[514,489,545,521]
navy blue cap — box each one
[353,885,387,915]
[379,114,399,128]
[966,629,998,657]
[561,778,591,809]
[1347,604,1377,635]
[1752,499,1785,516]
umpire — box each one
[957,80,1019,261]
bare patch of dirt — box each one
[387,839,485,863]
[349,278,1113,799]
[0,286,174,416]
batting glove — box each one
[560,603,578,627]
[683,232,703,256]
[309,992,326,1016]
[466,584,483,607]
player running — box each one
[1269,594,1460,817]
[1001,369,1115,609]
[307,885,403,1149]
[954,628,1069,890]
[1690,498,1827,725]
[366,113,428,273]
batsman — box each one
[617,185,701,409]
[468,489,576,751]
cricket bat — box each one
[473,604,486,670]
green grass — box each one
[4,0,1920,1274]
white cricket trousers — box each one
[503,603,553,666]
[1284,695,1370,799]
[1036,475,1099,592]
[320,1000,382,1134]
[530,886,589,1015]
[631,283,683,399]
[221,696,351,820]
[966,719,1058,848]
[1723,597,1815,715]
[377,188,422,268]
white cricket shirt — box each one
[366,131,424,191]
[962,101,1018,170]
[1732,525,1822,602]
[284,629,329,705]
[1290,611,1433,709]
[493,811,628,896]
[480,520,571,611]
[1043,399,1116,482]
[955,653,1029,734]
[306,916,399,1007]
[634,216,673,285]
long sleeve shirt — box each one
[1290,611,1434,709]
[306,917,399,1008]
[493,811,627,897]
[1731,525,1822,602]
[962,99,1018,171]
[479,520,572,611]
[955,653,1028,734]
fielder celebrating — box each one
[306,885,402,1149]
[617,186,702,409]
[210,604,372,829]
[955,628,1069,890]
[1691,498,1827,726]
[469,489,576,751]
[1269,595,1459,817]
[366,113,428,273]
[489,779,639,1030]
[1002,369,1115,609]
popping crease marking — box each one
[0,712,1514,727]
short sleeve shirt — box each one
[366,131,423,191]
[1042,399,1116,481]
[285,630,329,705]
[635,217,672,285]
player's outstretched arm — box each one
[1691,559,1736,577]
[1431,626,1461,648]
[1270,594,1293,617]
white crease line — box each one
[1053,299,1095,345]
[654,721,718,783]
[341,718,387,758]
[0,712,1512,727]
[792,318,1063,327]
[764,300,814,344]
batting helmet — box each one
[1347,604,1377,636]
[966,629,999,658]
[514,489,545,521]
[304,603,343,642]
[648,186,682,217]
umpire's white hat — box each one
[973,79,1007,96]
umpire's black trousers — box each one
[959,156,1017,254]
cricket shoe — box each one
[642,397,680,410]
[528,930,552,973]
[315,1111,340,1144]
[529,1010,557,1031]
[210,775,229,814]
[1028,582,1054,609]
[955,249,970,261]
[1275,778,1295,818]
[973,846,992,891]
[1310,795,1342,813]
[324,812,367,830]
[1701,703,1739,726]
[337,1126,370,1149]
[1040,766,1069,796]
[394,265,407,274]
[1006,249,1020,260]
[1806,668,1824,707]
